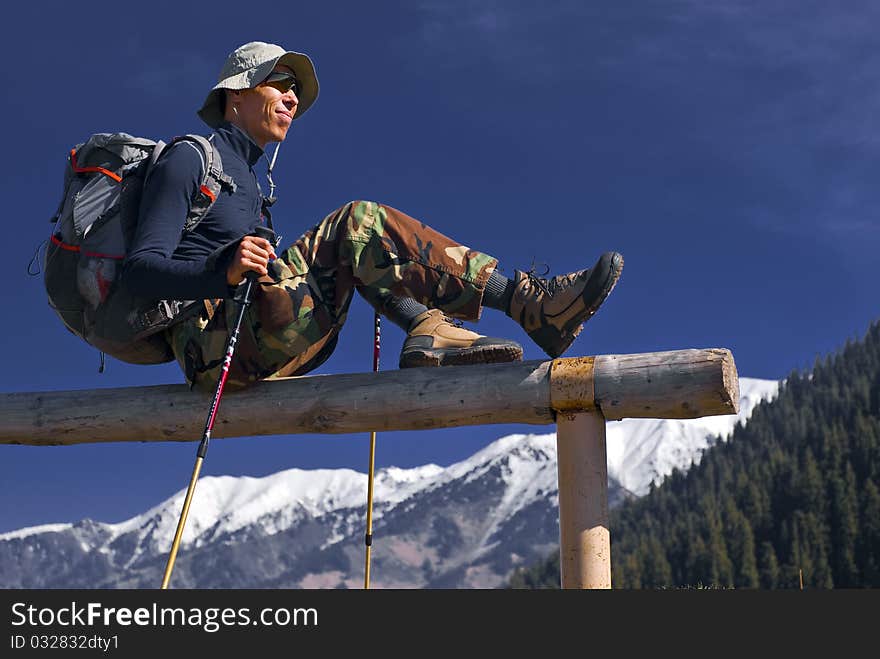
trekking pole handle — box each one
[233,226,280,301]
[252,225,281,250]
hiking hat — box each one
[198,41,319,128]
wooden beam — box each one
[0,348,739,446]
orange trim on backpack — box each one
[70,149,123,182]
[50,234,80,252]
[50,234,124,259]
[199,185,216,203]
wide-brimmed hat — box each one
[197,41,319,128]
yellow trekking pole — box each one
[364,311,381,588]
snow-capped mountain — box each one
[607,376,779,495]
[0,377,778,589]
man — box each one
[123,41,624,391]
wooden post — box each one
[556,411,611,589]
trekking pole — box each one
[160,226,278,589]
[364,311,381,589]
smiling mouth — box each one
[276,109,293,121]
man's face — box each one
[235,64,299,147]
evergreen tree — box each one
[758,541,780,589]
[828,463,860,586]
[858,479,880,584]
[724,500,759,588]
[685,536,713,588]
[613,551,643,589]
[640,535,673,587]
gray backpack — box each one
[44,132,236,366]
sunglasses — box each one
[261,71,300,96]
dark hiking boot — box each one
[507,251,624,358]
[399,309,524,368]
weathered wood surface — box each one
[557,411,611,589]
[0,348,739,446]
[594,347,740,421]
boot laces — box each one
[521,262,583,298]
[522,260,553,297]
[440,313,464,328]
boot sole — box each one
[400,344,524,368]
[533,252,624,358]
[579,251,624,321]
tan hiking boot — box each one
[399,309,523,368]
[507,251,624,358]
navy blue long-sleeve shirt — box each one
[123,122,266,300]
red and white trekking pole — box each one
[160,226,278,589]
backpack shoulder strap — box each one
[165,134,236,232]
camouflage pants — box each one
[166,200,498,392]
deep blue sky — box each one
[1,1,879,533]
